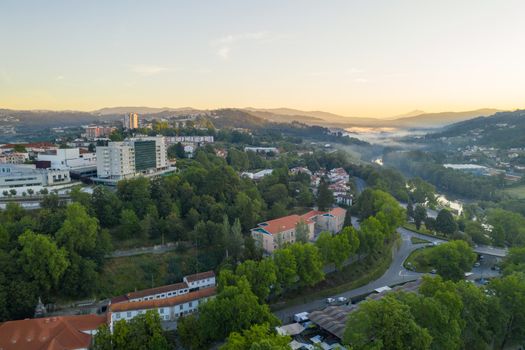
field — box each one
[98,247,213,299]
[503,185,525,199]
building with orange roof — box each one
[108,287,216,331]
[251,207,347,253]
[110,270,215,305]
[0,314,106,350]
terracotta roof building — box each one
[0,314,106,350]
[251,207,347,253]
[109,287,216,331]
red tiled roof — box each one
[110,287,216,312]
[300,210,322,221]
[329,207,346,217]
[0,314,106,350]
[126,282,188,300]
[184,271,215,283]
[257,215,313,235]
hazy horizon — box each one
[1,0,525,118]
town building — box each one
[36,148,96,170]
[0,314,106,350]
[165,136,214,144]
[82,125,117,140]
[241,169,274,180]
[110,271,215,305]
[0,152,29,164]
[251,207,347,253]
[290,167,312,176]
[109,287,216,331]
[0,164,71,196]
[95,136,170,184]
[124,112,139,130]
[244,146,279,154]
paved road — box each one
[274,227,421,322]
[405,228,508,258]
[274,224,503,323]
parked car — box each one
[337,296,347,303]
[431,269,437,274]
[326,297,335,304]
[474,262,481,267]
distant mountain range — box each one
[0,106,505,132]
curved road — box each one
[274,224,504,322]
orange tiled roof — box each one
[184,271,215,283]
[300,210,322,221]
[0,314,106,350]
[126,282,188,300]
[257,214,314,235]
[329,207,346,217]
[110,287,216,313]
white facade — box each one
[0,164,70,196]
[96,142,135,180]
[166,136,214,144]
[109,287,216,331]
[96,136,168,181]
[37,148,96,170]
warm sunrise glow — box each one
[1,0,525,117]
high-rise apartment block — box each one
[95,136,169,184]
[123,113,139,130]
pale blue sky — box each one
[1,0,524,117]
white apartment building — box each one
[110,271,215,305]
[109,287,216,331]
[124,113,139,130]
[95,136,168,183]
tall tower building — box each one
[124,113,139,130]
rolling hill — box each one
[427,110,525,148]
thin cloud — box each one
[55,75,65,80]
[129,64,172,76]
[353,78,369,83]
[211,31,279,60]
[346,68,364,75]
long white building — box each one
[0,164,71,196]
[108,271,216,331]
[95,136,169,183]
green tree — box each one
[414,205,427,230]
[435,209,457,236]
[489,273,525,349]
[295,219,309,243]
[428,240,476,281]
[119,209,141,239]
[17,230,69,293]
[316,231,351,270]
[358,216,384,255]
[289,243,324,287]
[273,248,297,294]
[502,247,525,275]
[221,323,290,350]
[236,259,277,302]
[317,178,333,211]
[343,295,432,350]
[55,203,99,256]
[194,275,280,346]
[93,311,169,350]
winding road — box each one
[274,223,504,323]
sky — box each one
[1,0,525,118]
